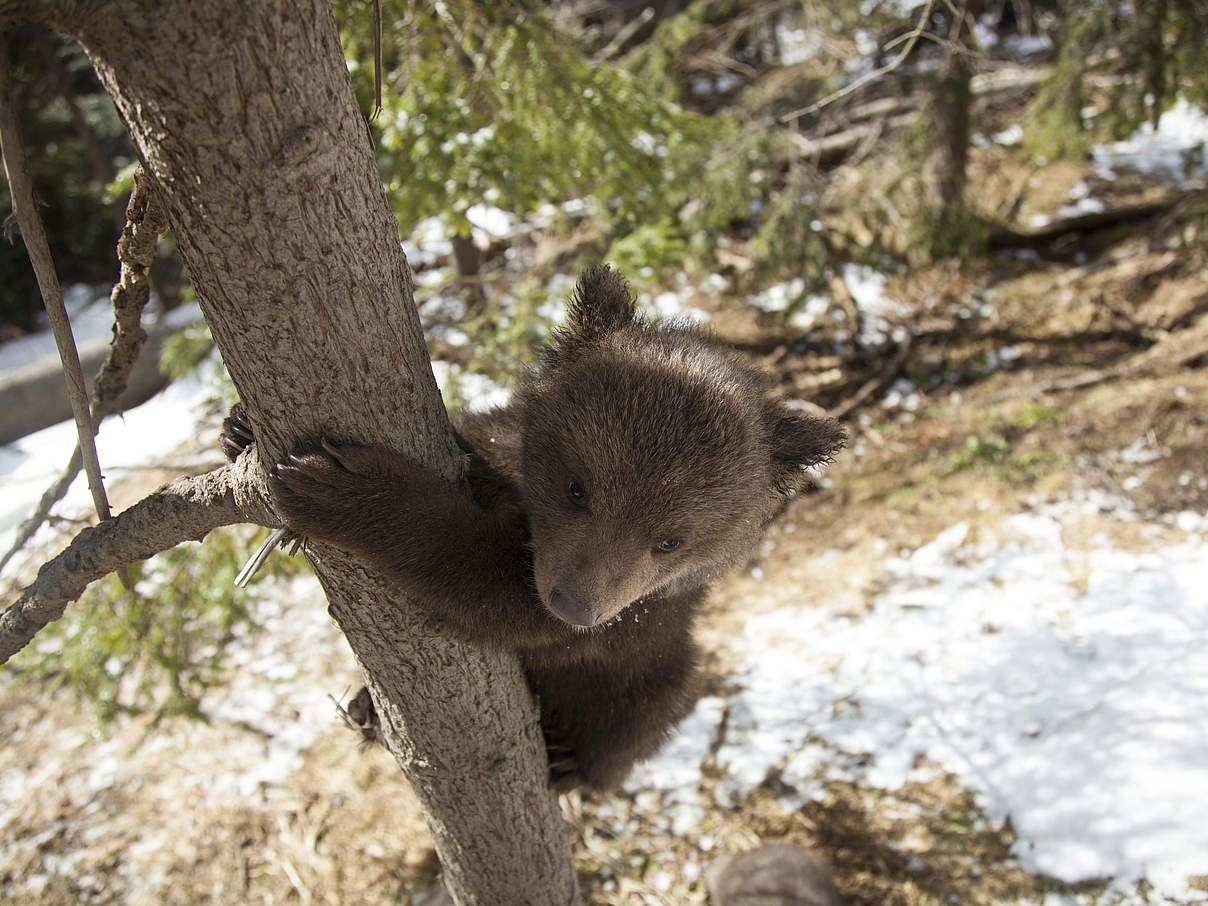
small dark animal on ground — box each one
[222,265,844,791]
[707,843,846,906]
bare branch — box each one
[0,457,272,665]
[780,0,939,122]
[0,168,166,575]
[0,42,110,524]
[0,448,84,577]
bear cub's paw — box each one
[542,723,585,791]
[270,440,400,545]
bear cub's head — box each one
[517,266,845,629]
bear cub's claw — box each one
[220,403,256,462]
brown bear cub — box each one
[223,265,844,791]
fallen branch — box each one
[779,0,941,121]
[785,63,1051,166]
[988,197,1184,252]
[787,112,919,162]
[985,313,1208,404]
[829,331,915,420]
[0,458,271,665]
[0,43,110,524]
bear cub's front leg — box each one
[268,438,419,556]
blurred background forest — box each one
[2,1,1207,904]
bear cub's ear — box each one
[764,405,847,497]
[563,265,637,345]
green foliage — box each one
[907,202,990,262]
[950,433,1011,472]
[747,164,831,290]
[16,526,299,722]
[338,0,765,276]
[159,321,216,381]
[1009,405,1061,430]
[1027,0,1208,159]
[949,405,1062,481]
[604,219,689,285]
[879,93,989,262]
[432,278,560,409]
[621,2,716,104]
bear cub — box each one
[224,266,844,791]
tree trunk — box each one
[925,0,979,256]
[55,1,579,903]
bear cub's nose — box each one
[549,587,597,627]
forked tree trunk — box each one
[28,1,579,902]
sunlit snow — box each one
[1093,97,1208,189]
[633,503,1208,902]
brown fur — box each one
[224,266,845,791]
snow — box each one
[0,361,221,560]
[841,263,906,346]
[745,267,904,343]
[775,25,823,66]
[0,293,203,374]
[644,287,710,324]
[632,500,1208,902]
[0,285,111,371]
[465,203,516,244]
[1092,97,1208,189]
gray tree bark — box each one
[16,1,580,902]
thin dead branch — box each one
[787,112,919,162]
[779,0,939,122]
[829,332,916,420]
[0,168,167,576]
[0,44,111,524]
[0,458,271,665]
[593,6,654,63]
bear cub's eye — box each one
[565,477,588,508]
[655,538,682,553]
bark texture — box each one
[925,0,980,254]
[68,1,578,902]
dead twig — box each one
[0,168,167,576]
[830,331,916,420]
[988,197,1186,252]
[0,44,110,525]
[780,0,941,122]
[592,6,654,63]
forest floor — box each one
[3,98,1208,906]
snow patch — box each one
[1092,97,1208,189]
[633,502,1208,901]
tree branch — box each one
[0,168,167,576]
[779,0,940,122]
[0,41,111,525]
[987,196,1186,252]
[0,457,272,665]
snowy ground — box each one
[629,501,1208,903]
[3,314,1206,904]
[3,100,1208,905]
